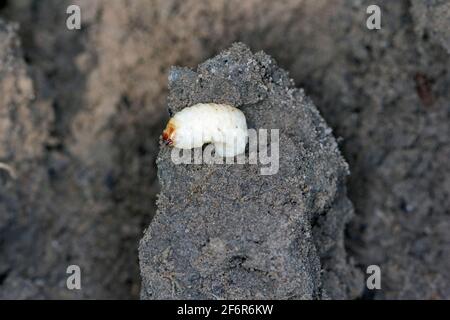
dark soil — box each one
[0,0,448,299]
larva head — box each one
[162,113,205,149]
[162,119,177,146]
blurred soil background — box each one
[0,0,448,299]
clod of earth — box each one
[139,43,363,300]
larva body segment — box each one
[163,103,248,157]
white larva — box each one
[162,103,248,157]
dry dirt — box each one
[0,0,448,299]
